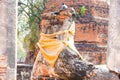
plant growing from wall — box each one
[80,5,87,16]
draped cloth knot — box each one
[38,36,65,67]
[37,21,83,68]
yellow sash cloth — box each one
[38,32,65,68]
[37,22,83,67]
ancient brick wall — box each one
[0,56,7,80]
[44,0,108,44]
[43,0,109,64]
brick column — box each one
[0,0,16,79]
[107,0,120,74]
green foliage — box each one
[80,5,87,16]
[17,0,47,60]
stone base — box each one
[89,65,120,80]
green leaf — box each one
[17,0,48,59]
[80,5,87,16]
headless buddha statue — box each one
[31,8,94,80]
